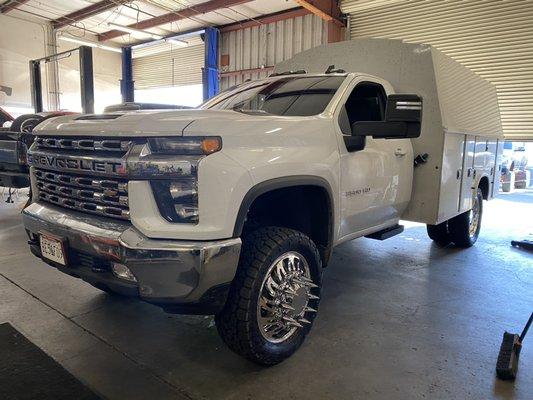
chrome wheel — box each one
[469,193,480,238]
[257,251,319,343]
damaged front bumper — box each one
[22,202,241,314]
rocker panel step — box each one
[365,224,404,241]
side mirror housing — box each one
[352,94,422,139]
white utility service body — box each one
[275,39,504,225]
[22,39,504,365]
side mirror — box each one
[352,94,422,139]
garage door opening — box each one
[134,84,203,108]
[132,36,204,108]
[501,141,533,192]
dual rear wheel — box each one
[427,188,483,248]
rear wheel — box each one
[426,221,451,246]
[215,227,322,365]
[448,188,483,248]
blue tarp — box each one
[203,27,219,101]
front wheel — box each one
[448,188,483,247]
[215,227,322,365]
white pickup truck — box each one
[22,39,503,365]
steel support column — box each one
[79,46,95,114]
[29,60,43,113]
[202,27,219,101]
[120,47,134,103]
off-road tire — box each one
[448,188,483,248]
[426,221,451,246]
[215,227,322,366]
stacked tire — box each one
[11,114,45,133]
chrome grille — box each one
[35,137,131,152]
[34,168,129,220]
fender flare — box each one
[232,175,335,241]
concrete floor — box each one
[1,189,532,400]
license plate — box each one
[39,234,67,266]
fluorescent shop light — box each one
[58,35,122,53]
[165,38,188,47]
[107,22,162,40]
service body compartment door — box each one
[459,135,476,213]
[438,132,464,222]
[484,139,497,199]
[492,139,504,198]
[474,137,488,175]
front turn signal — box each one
[201,137,222,155]
[148,136,222,155]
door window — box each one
[339,82,387,134]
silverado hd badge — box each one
[345,187,371,197]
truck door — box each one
[334,79,413,238]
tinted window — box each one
[344,82,386,126]
[206,76,345,116]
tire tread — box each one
[215,226,321,365]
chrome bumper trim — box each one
[23,202,241,304]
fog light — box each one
[112,263,137,282]
[169,180,197,201]
[174,205,199,220]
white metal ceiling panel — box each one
[30,0,301,45]
[341,0,533,140]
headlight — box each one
[151,180,199,224]
[147,137,221,223]
[148,136,222,155]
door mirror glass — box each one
[352,94,422,139]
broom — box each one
[496,312,533,380]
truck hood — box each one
[33,109,323,139]
[33,109,231,137]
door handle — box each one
[394,148,407,157]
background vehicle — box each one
[0,106,14,130]
[0,104,190,191]
[0,111,75,189]
[22,39,503,365]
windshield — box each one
[204,76,346,116]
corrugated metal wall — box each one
[133,41,204,89]
[220,14,328,90]
[341,0,533,141]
